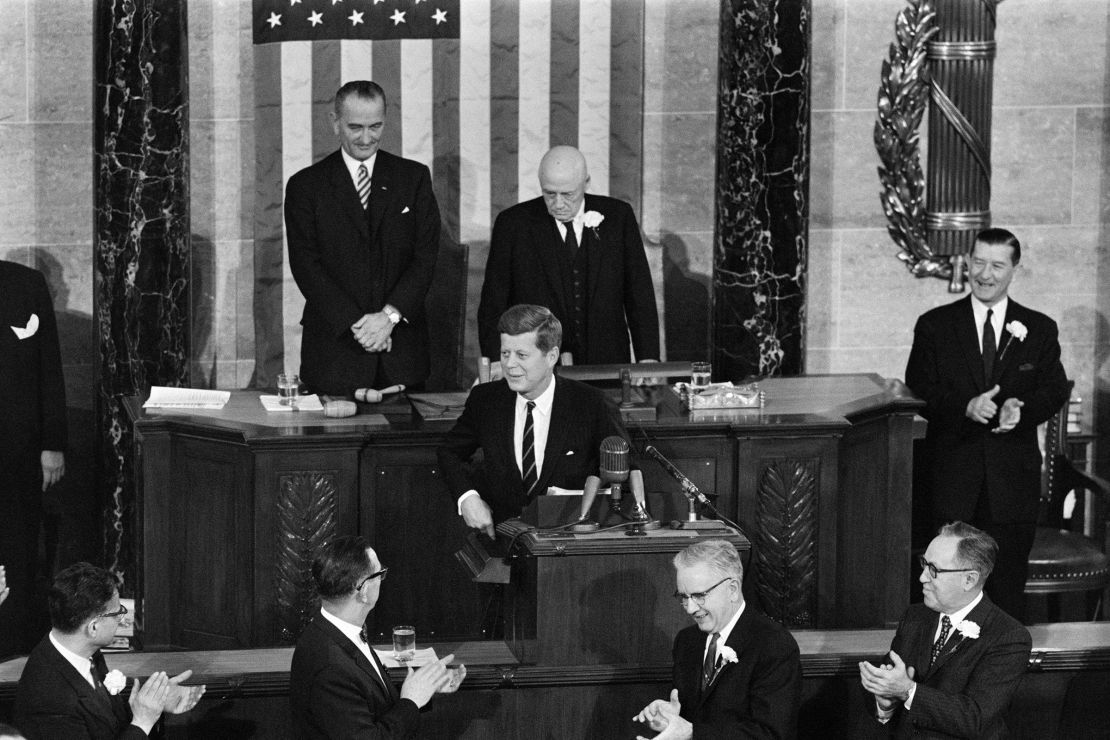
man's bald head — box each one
[538,146,589,222]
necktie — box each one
[930,615,952,666]
[982,308,996,381]
[357,164,371,210]
[562,220,578,259]
[701,632,720,692]
[522,401,538,495]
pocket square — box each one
[401,206,411,214]
[1018,363,1034,372]
[565,450,574,456]
[11,312,39,340]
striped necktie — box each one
[701,632,720,692]
[522,401,538,495]
[357,164,370,210]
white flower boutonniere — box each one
[583,210,604,240]
[997,320,1028,362]
[718,645,739,664]
[954,620,980,640]
[103,669,127,695]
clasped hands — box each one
[129,670,207,731]
[352,312,393,353]
[858,651,915,711]
[965,384,1023,433]
[633,689,693,739]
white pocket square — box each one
[11,313,39,339]
[565,450,574,456]
[401,206,411,214]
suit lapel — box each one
[41,640,121,734]
[697,608,753,707]
[326,153,371,242]
[955,296,988,391]
[316,617,393,701]
[534,377,571,495]
[994,300,1025,379]
[499,384,525,492]
[583,196,604,307]
[927,598,991,677]
[533,207,570,319]
[367,151,393,251]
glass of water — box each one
[392,625,416,663]
[690,362,712,391]
[277,373,300,410]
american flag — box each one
[251,0,645,383]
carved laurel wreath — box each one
[874,0,948,278]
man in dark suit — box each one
[0,260,67,658]
[14,562,205,739]
[438,304,646,535]
[290,535,462,739]
[858,522,1031,738]
[285,81,440,396]
[905,228,1069,621]
[634,539,802,739]
[477,145,659,369]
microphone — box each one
[643,445,712,506]
[600,436,630,502]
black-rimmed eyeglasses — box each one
[356,568,389,590]
[918,556,975,579]
[95,603,129,620]
[673,577,734,607]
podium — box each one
[499,520,749,665]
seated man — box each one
[438,304,644,535]
[857,521,1031,738]
[14,563,205,739]
[634,540,802,739]
[290,536,463,739]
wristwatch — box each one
[383,305,402,325]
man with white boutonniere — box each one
[857,522,1031,738]
[633,540,801,739]
[478,145,659,373]
[0,260,67,659]
[15,562,205,739]
[905,228,1069,622]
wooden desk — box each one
[126,374,922,649]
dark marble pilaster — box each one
[94,1,189,590]
[713,0,810,380]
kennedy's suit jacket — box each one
[285,149,441,394]
[0,260,66,471]
[864,596,1031,739]
[477,194,659,364]
[671,607,802,740]
[904,296,1068,524]
[289,616,419,739]
[14,636,143,740]
[437,375,629,524]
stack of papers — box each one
[143,387,230,409]
[259,394,324,412]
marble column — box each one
[713,0,810,380]
[94,0,190,590]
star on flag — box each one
[390,9,406,25]
[348,10,363,26]
[266,12,282,28]
[308,10,323,26]
[432,8,447,24]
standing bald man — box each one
[478,146,659,367]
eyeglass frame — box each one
[918,555,976,580]
[356,567,389,591]
[673,576,735,607]
[95,603,129,620]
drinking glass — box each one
[392,625,416,663]
[277,373,300,410]
[690,362,712,390]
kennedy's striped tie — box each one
[357,164,370,210]
[522,401,537,495]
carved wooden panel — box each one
[753,458,819,627]
[275,472,339,643]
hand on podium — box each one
[461,496,495,538]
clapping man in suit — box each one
[634,539,802,739]
[285,81,440,396]
[438,304,646,536]
[858,522,1031,738]
[478,145,659,370]
[290,535,463,739]
[14,562,205,739]
[905,228,1068,621]
[1,260,67,658]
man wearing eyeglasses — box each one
[290,536,463,739]
[14,562,205,739]
[857,522,1031,738]
[633,540,801,739]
